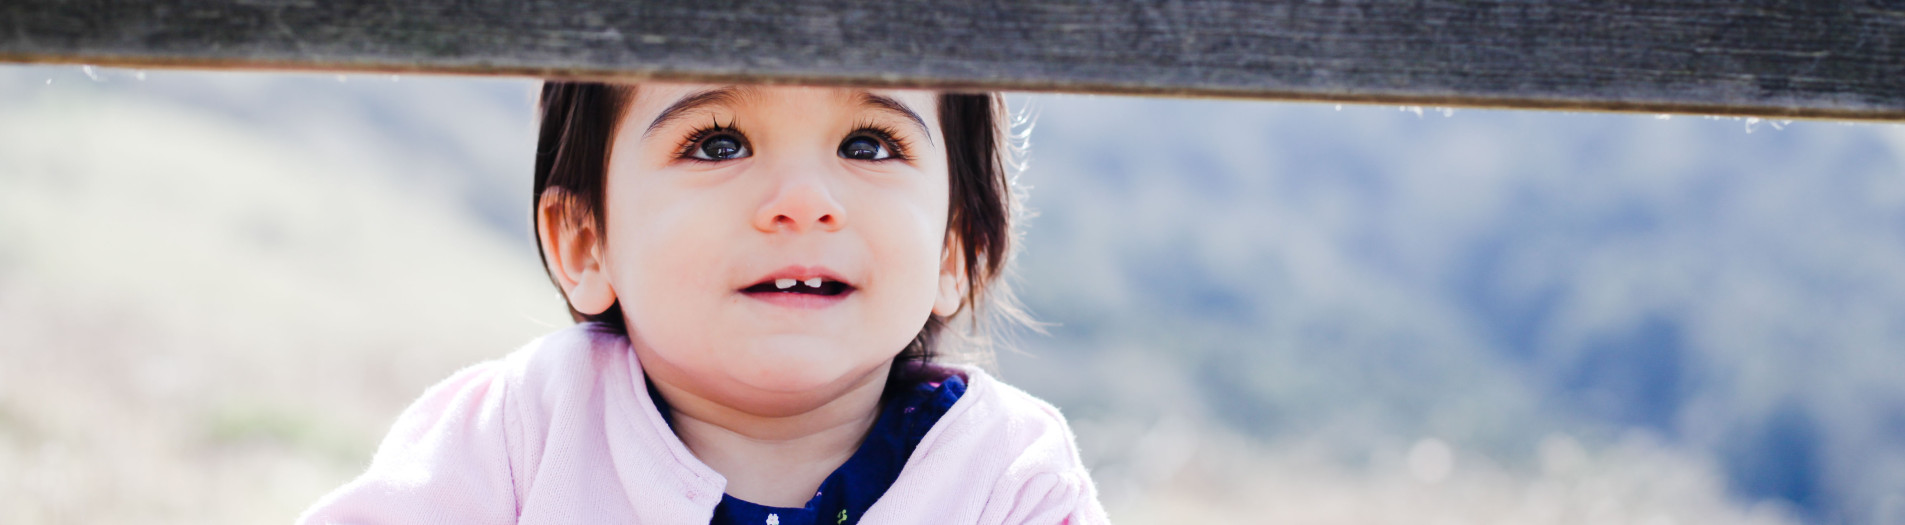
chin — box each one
[727,336,891,395]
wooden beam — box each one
[4,1,1902,121]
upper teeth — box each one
[772,278,828,290]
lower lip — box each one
[742,290,853,309]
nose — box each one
[751,167,847,234]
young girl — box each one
[298,81,1107,524]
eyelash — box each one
[673,118,745,162]
[846,121,913,162]
[669,119,915,162]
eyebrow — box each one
[854,91,934,145]
[642,86,756,138]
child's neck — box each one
[645,359,891,508]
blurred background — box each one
[3,65,1904,524]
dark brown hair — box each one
[532,82,1024,374]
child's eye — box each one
[688,133,751,161]
[838,135,892,161]
[838,124,911,162]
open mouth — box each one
[741,277,854,297]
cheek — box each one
[862,184,951,324]
[850,153,953,345]
[600,184,733,334]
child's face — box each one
[596,83,956,413]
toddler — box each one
[300,81,1106,524]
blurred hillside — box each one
[1006,98,1905,524]
[3,65,1902,524]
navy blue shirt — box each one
[647,371,968,525]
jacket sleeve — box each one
[989,468,1110,525]
[297,361,520,525]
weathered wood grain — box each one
[3,1,1901,120]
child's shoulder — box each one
[301,323,719,524]
[337,325,619,461]
[939,366,1078,448]
[412,322,634,432]
[494,322,635,398]
[871,364,1109,523]
[923,365,1089,476]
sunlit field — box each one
[7,65,1904,524]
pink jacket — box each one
[299,324,1108,524]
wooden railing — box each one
[3,1,1901,121]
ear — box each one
[537,190,617,316]
[933,237,969,317]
